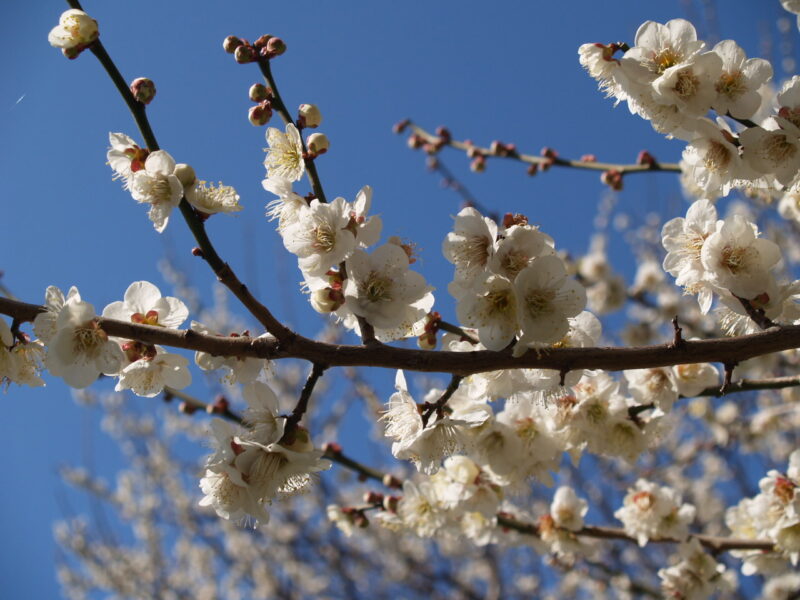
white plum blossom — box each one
[33,285,82,344]
[129,150,184,232]
[651,51,722,118]
[264,123,305,182]
[550,486,588,532]
[343,242,434,338]
[489,225,554,282]
[710,39,773,120]
[191,322,268,384]
[282,197,356,277]
[681,118,754,198]
[700,214,781,299]
[661,198,718,311]
[514,255,586,350]
[672,362,719,397]
[615,479,696,546]
[658,538,727,600]
[741,119,800,187]
[263,176,307,232]
[185,181,242,215]
[102,281,189,329]
[442,206,497,284]
[115,346,191,397]
[625,367,679,412]
[107,133,148,189]
[48,9,98,54]
[396,480,446,537]
[348,186,382,249]
[45,300,124,389]
[455,274,517,351]
[0,318,18,385]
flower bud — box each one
[353,512,369,528]
[601,169,623,191]
[417,331,437,350]
[363,491,384,505]
[470,156,486,172]
[223,35,242,53]
[306,132,329,155]
[636,150,656,167]
[249,83,269,102]
[234,44,257,64]
[383,495,400,512]
[48,9,99,55]
[248,102,273,126]
[130,78,156,105]
[298,104,322,128]
[310,288,344,313]
[173,163,197,188]
[253,34,273,49]
[178,401,197,415]
[382,474,403,489]
[266,37,286,57]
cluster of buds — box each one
[601,168,624,190]
[465,141,487,172]
[129,77,156,105]
[223,34,286,63]
[248,83,274,126]
[417,311,441,350]
[540,146,558,171]
[490,140,517,157]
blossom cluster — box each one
[199,382,330,524]
[263,124,434,342]
[580,18,800,201]
[726,449,800,574]
[107,133,241,233]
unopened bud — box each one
[601,169,623,191]
[310,287,344,313]
[298,103,322,128]
[353,512,369,528]
[249,102,273,126]
[435,126,451,142]
[322,442,342,454]
[206,396,230,414]
[637,150,656,167]
[223,35,243,53]
[393,119,410,134]
[191,247,204,258]
[407,134,424,149]
[266,37,286,57]
[306,132,329,155]
[130,78,156,105]
[470,156,486,172]
[179,401,197,415]
[253,34,273,49]
[363,491,384,504]
[249,83,269,102]
[173,163,197,188]
[234,44,257,64]
[580,154,597,162]
[417,331,437,350]
[383,495,400,512]
[382,474,402,489]
[526,163,538,176]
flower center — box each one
[703,141,731,172]
[720,245,750,275]
[313,223,337,253]
[762,133,797,165]
[716,70,746,100]
[362,272,393,303]
[524,289,555,318]
[673,69,699,99]
[652,47,681,74]
[72,321,106,358]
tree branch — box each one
[402,121,681,175]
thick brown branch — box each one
[7,295,800,376]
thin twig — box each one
[286,363,328,429]
[403,122,681,175]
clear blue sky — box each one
[0,1,787,597]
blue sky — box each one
[0,1,790,597]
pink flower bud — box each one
[363,491,384,505]
[393,119,410,134]
[636,150,656,167]
[298,103,322,128]
[249,83,269,102]
[470,156,486,172]
[248,102,273,126]
[266,37,286,57]
[234,44,257,64]
[382,474,402,489]
[601,169,623,190]
[223,35,242,53]
[417,331,437,350]
[130,78,156,105]
[253,34,273,49]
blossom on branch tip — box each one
[264,123,305,182]
[48,9,98,58]
[102,281,189,330]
